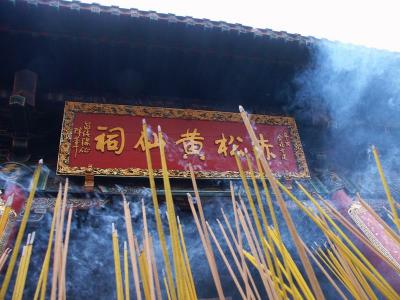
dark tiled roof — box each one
[13,0,319,45]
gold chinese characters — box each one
[176,129,205,161]
[77,123,280,162]
[72,122,91,158]
[215,134,244,157]
[94,126,125,155]
[134,129,159,151]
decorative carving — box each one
[57,101,309,178]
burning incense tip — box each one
[30,232,36,244]
[157,125,162,132]
[244,147,248,154]
[38,158,44,164]
[124,241,127,250]
[142,118,146,125]
[26,234,31,245]
[112,223,115,233]
[6,194,14,206]
[238,105,244,112]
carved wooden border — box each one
[57,101,310,178]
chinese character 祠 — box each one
[94,126,125,155]
[215,134,244,157]
[134,129,159,151]
[256,133,276,161]
[176,128,205,160]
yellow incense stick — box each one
[34,184,62,300]
[122,196,142,300]
[296,181,398,297]
[187,194,225,300]
[239,105,325,300]
[0,194,14,239]
[50,179,69,300]
[321,198,400,273]
[243,250,303,299]
[164,274,172,300]
[112,224,124,300]
[139,250,151,300]
[233,152,280,295]
[149,237,163,300]
[142,119,177,300]
[372,146,400,232]
[221,205,262,300]
[177,217,197,299]
[267,229,314,300]
[123,241,130,300]
[0,159,43,298]
[235,203,278,299]
[252,146,297,295]
[12,245,27,300]
[158,126,190,299]
[188,165,223,300]
[206,221,247,299]
[279,181,398,299]
[244,149,289,298]
[215,218,259,300]
[59,207,73,300]
[0,248,12,272]
[16,232,34,300]
[142,200,156,300]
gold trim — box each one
[57,101,310,178]
[348,203,400,270]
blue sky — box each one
[72,0,400,52]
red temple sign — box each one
[57,102,309,178]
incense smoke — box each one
[6,41,400,300]
[291,41,400,193]
[0,174,333,300]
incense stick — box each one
[51,178,69,300]
[59,207,73,300]
[143,119,176,300]
[122,195,142,300]
[187,193,225,299]
[0,248,11,272]
[238,105,325,300]
[0,159,43,298]
[206,221,247,299]
[142,200,156,300]
[188,164,224,300]
[112,224,124,300]
[34,184,63,300]
[0,194,14,239]
[123,241,130,300]
[372,145,400,232]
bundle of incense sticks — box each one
[11,232,35,300]
[116,199,167,300]
[32,180,73,300]
[0,159,43,298]
[115,124,200,300]
[0,194,14,239]
[2,107,399,299]
[111,107,398,300]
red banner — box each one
[57,102,309,178]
